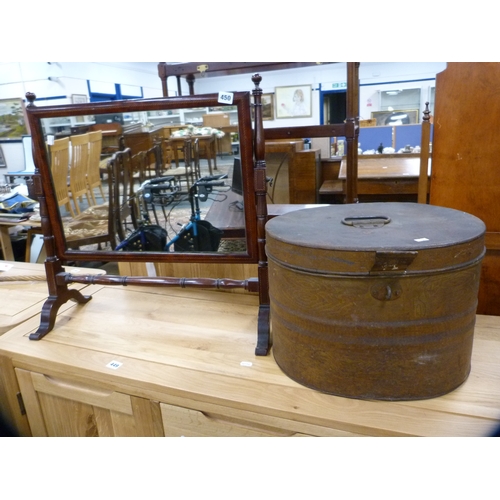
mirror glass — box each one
[27,93,257,263]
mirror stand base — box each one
[255,305,271,356]
[29,289,92,341]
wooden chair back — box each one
[145,144,163,180]
[131,150,148,185]
[87,130,105,204]
[106,149,137,246]
[69,133,91,214]
[154,137,172,174]
[48,137,75,217]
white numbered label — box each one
[106,360,123,370]
[218,91,234,105]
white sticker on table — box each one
[106,360,123,370]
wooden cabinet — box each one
[265,141,321,204]
[430,63,500,315]
[15,368,163,437]
[1,280,500,437]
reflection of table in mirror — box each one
[0,219,41,262]
[169,135,218,175]
[205,190,330,239]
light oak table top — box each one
[0,260,104,335]
[0,279,499,436]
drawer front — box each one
[161,402,310,437]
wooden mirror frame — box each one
[24,75,271,355]
[26,91,258,263]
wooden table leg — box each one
[0,226,15,261]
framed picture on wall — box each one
[251,93,275,121]
[0,98,29,140]
[71,95,90,123]
[371,109,419,126]
[275,85,312,118]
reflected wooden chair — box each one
[49,137,75,218]
[144,144,163,181]
[68,133,91,214]
[153,137,172,176]
[87,130,105,205]
[106,148,138,246]
[63,150,137,250]
[131,150,147,186]
[166,137,199,193]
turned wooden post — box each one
[157,62,168,97]
[418,102,431,204]
[251,74,271,355]
[186,74,195,95]
[345,62,360,204]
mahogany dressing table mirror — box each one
[24,75,271,354]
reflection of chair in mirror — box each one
[49,137,75,218]
[68,133,91,214]
[86,130,105,205]
[107,148,138,246]
[144,144,163,181]
[154,137,172,175]
[131,150,148,186]
[166,137,199,193]
[63,150,136,250]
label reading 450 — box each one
[218,91,234,105]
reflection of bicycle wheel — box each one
[173,221,223,252]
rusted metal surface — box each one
[266,203,486,401]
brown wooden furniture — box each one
[89,122,123,156]
[86,130,105,205]
[0,260,104,335]
[24,78,269,354]
[319,154,431,203]
[0,217,42,262]
[68,133,91,214]
[169,135,217,176]
[264,140,321,204]
[205,190,330,240]
[158,62,336,96]
[1,278,499,436]
[49,137,75,217]
[63,151,132,252]
[429,63,500,316]
[123,126,164,156]
[160,63,361,203]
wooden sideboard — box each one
[1,277,499,437]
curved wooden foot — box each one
[255,304,270,356]
[29,290,92,341]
